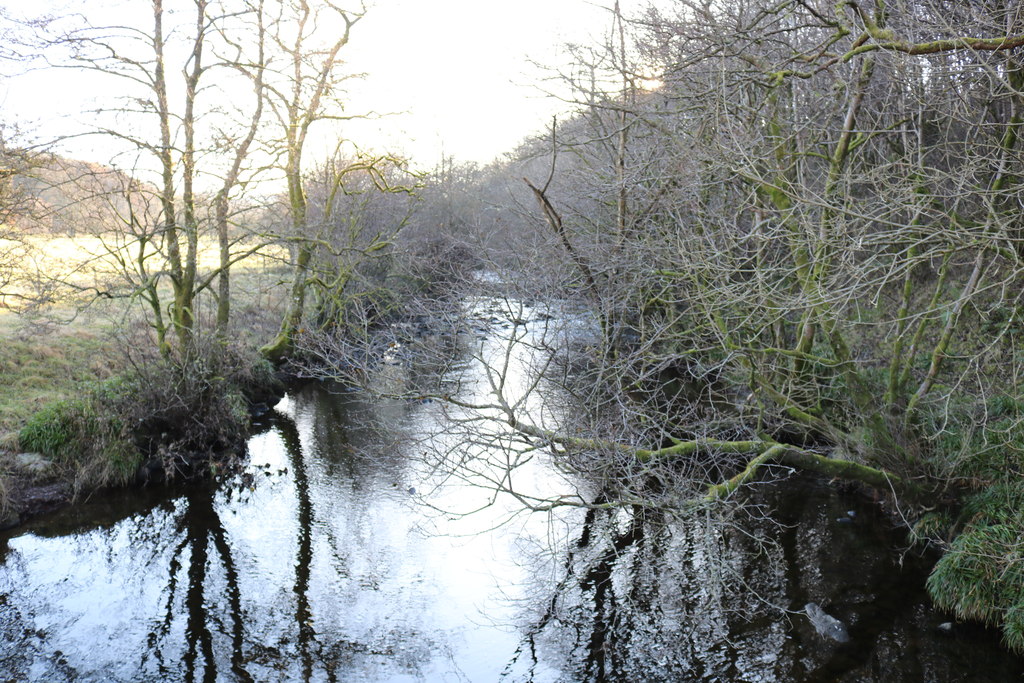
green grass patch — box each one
[921,393,1024,482]
[0,330,116,437]
[18,381,141,490]
[921,394,1024,653]
[928,485,1024,653]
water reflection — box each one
[2,298,1024,681]
[504,477,1024,682]
[143,486,247,682]
[0,386,554,681]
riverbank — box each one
[0,329,287,531]
[0,325,117,528]
[0,263,292,529]
[0,453,69,529]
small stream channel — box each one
[2,298,1023,681]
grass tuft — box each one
[927,479,1024,652]
[18,388,140,491]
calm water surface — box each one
[2,300,1023,681]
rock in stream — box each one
[805,602,850,643]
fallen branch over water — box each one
[705,444,912,500]
[505,417,911,500]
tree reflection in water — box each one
[500,474,1024,682]
[143,485,249,682]
[2,298,1024,680]
[0,396,446,682]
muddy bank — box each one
[0,458,71,531]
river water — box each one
[2,298,1023,681]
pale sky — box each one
[0,0,619,169]
[343,0,613,166]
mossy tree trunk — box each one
[259,1,361,362]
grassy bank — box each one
[0,320,119,522]
[0,253,291,522]
[0,328,117,438]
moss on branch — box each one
[508,416,909,499]
[704,444,788,500]
[844,34,1024,61]
[636,439,765,462]
[704,443,912,500]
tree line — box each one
[330,0,1024,652]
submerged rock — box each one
[805,602,850,643]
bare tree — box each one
[257,0,367,360]
[294,0,1024,651]
[0,129,40,309]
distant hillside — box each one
[10,155,156,237]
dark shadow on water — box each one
[146,484,250,683]
[272,405,317,681]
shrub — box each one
[113,341,269,474]
[17,339,281,491]
[18,392,139,491]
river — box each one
[2,297,1023,681]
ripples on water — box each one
[1,299,1023,681]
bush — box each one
[115,341,273,475]
[17,339,281,491]
[18,392,139,490]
